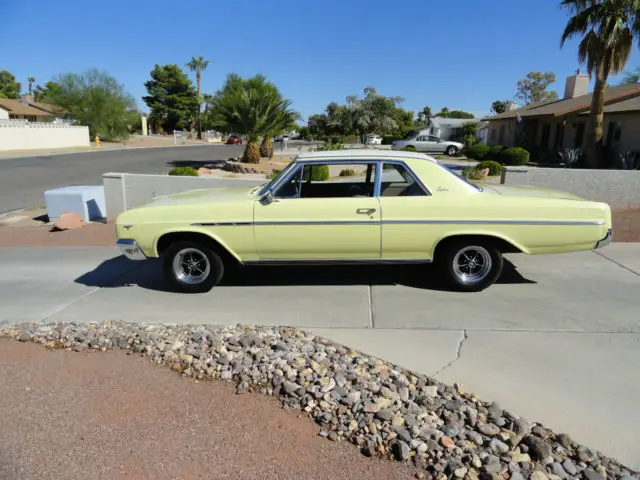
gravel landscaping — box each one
[1,320,638,480]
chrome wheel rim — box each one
[173,248,211,285]
[453,246,492,284]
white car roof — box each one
[295,149,437,163]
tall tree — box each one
[491,100,508,114]
[27,76,35,95]
[44,69,137,140]
[142,64,198,134]
[209,73,299,163]
[561,0,640,168]
[620,66,640,84]
[435,107,474,119]
[185,56,210,138]
[33,81,62,102]
[516,72,559,105]
[0,70,21,99]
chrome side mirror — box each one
[260,190,275,205]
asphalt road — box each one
[1,244,639,468]
[0,145,243,214]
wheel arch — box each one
[433,233,526,258]
[155,229,242,265]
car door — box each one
[427,136,446,153]
[253,162,381,261]
[377,161,437,260]
[413,135,430,152]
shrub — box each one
[328,135,345,144]
[501,147,530,166]
[266,169,282,180]
[465,144,490,160]
[461,166,485,181]
[168,166,198,176]
[486,145,505,161]
[475,160,502,176]
[317,137,343,151]
[401,145,417,152]
[339,168,356,177]
[302,164,329,181]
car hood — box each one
[480,183,586,201]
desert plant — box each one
[317,138,343,151]
[500,147,530,166]
[168,166,198,176]
[616,150,640,170]
[302,164,329,181]
[466,144,490,160]
[260,137,274,158]
[243,143,261,163]
[558,147,583,168]
[461,166,486,181]
[339,168,356,176]
[475,160,502,176]
[401,145,417,152]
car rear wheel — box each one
[446,146,457,156]
[436,240,503,292]
[163,241,224,293]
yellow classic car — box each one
[115,150,612,293]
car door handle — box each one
[356,208,376,215]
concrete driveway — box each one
[1,244,639,469]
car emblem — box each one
[122,225,133,230]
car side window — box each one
[416,136,426,141]
[274,162,378,199]
[380,163,428,197]
[428,136,440,142]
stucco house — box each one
[429,117,487,143]
[0,98,55,122]
[482,73,640,161]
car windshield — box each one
[437,163,483,192]
[257,161,298,196]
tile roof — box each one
[430,117,484,128]
[30,102,68,115]
[0,98,54,117]
[482,83,640,121]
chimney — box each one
[505,101,518,112]
[564,69,589,99]
[20,94,35,105]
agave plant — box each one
[617,150,640,170]
[209,74,299,164]
[558,148,583,168]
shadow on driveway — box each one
[75,255,536,293]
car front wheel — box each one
[163,241,224,293]
[436,240,503,292]
[446,145,457,156]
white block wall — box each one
[0,122,90,151]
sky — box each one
[3,0,639,121]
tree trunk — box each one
[585,63,608,168]
[195,71,202,139]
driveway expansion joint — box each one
[593,249,640,276]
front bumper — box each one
[594,229,613,250]
[117,239,147,260]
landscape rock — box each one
[0,320,637,480]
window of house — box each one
[380,163,428,197]
[606,121,622,145]
[573,123,585,148]
[540,123,551,148]
[498,124,505,144]
[273,163,377,199]
[554,123,564,148]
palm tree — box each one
[210,74,299,163]
[185,56,210,139]
[27,76,35,95]
[560,0,640,168]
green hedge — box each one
[501,147,530,166]
[303,164,329,181]
[168,166,198,176]
[486,145,505,161]
[466,144,490,160]
[339,169,356,177]
[461,166,485,180]
[401,145,417,152]
[475,160,502,176]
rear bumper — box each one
[117,239,147,260]
[594,229,612,250]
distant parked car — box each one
[392,135,463,156]
[226,135,243,145]
[366,134,383,145]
